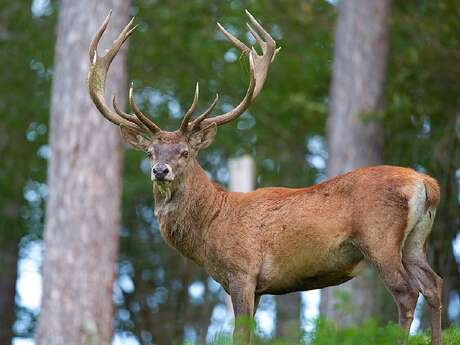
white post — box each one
[228,155,255,192]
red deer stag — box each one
[88,11,442,345]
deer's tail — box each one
[422,175,440,212]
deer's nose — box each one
[152,163,170,181]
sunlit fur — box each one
[122,127,442,345]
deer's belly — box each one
[255,239,366,294]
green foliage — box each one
[3,0,458,342]
[206,320,460,345]
[385,0,460,169]
[310,319,404,345]
[0,0,56,241]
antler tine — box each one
[88,12,150,133]
[189,94,219,131]
[216,22,250,54]
[200,53,256,128]
[129,83,161,134]
[244,10,279,99]
[246,23,264,49]
[89,10,112,62]
[180,82,200,133]
[197,11,277,129]
[112,95,146,128]
[105,16,137,66]
[246,10,281,64]
[245,10,275,47]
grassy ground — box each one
[206,319,460,345]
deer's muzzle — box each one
[151,163,174,182]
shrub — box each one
[206,318,460,345]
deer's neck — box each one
[153,160,226,265]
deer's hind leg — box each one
[403,208,443,345]
[359,242,419,334]
[353,219,419,336]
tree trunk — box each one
[320,0,392,325]
[0,240,19,344]
[276,293,301,339]
[36,1,130,344]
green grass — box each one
[204,319,460,345]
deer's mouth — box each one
[151,175,174,183]
[153,179,172,185]
[153,180,173,201]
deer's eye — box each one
[181,150,189,158]
[147,151,153,159]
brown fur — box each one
[148,154,442,344]
[119,122,443,344]
[423,175,440,211]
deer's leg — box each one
[229,277,256,345]
[403,220,443,345]
[377,263,419,334]
[358,241,419,335]
[404,257,443,345]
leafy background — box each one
[1,0,458,344]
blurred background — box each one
[0,0,459,344]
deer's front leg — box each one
[229,277,256,345]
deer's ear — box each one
[189,123,217,150]
[120,126,152,151]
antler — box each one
[179,83,220,133]
[88,11,161,134]
[89,10,278,136]
[181,10,279,132]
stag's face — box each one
[148,135,189,183]
[121,127,217,184]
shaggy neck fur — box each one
[152,159,226,265]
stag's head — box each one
[88,10,279,185]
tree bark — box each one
[0,240,19,344]
[320,0,392,325]
[36,1,129,344]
